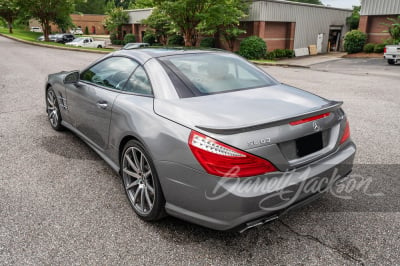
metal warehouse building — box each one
[125,0,352,54]
[359,0,400,43]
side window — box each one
[80,57,138,90]
[123,66,153,96]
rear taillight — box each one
[188,131,277,177]
[384,47,387,53]
[340,120,350,144]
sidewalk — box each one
[257,52,347,68]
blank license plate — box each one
[296,132,323,157]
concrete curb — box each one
[0,33,112,54]
[250,61,311,68]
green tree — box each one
[0,0,20,33]
[104,6,129,40]
[112,0,135,9]
[223,27,246,51]
[198,0,248,51]
[382,16,400,44]
[128,0,154,9]
[75,0,106,15]
[346,6,361,30]
[142,7,173,45]
[19,0,74,41]
[287,0,322,5]
[153,0,248,47]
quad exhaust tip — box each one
[239,215,279,234]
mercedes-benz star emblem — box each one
[313,121,321,132]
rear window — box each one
[158,53,276,98]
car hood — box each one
[154,84,340,134]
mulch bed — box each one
[342,52,383,58]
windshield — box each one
[159,53,277,98]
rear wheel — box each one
[388,59,395,65]
[121,140,165,221]
[46,87,63,131]
[97,45,102,48]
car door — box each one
[67,56,139,151]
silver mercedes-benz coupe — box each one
[45,49,356,232]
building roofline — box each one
[254,0,352,11]
[125,8,154,12]
[71,13,107,16]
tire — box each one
[97,45,102,48]
[121,140,166,221]
[46,87,63,131]
[388,59,395,65]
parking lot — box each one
[0,36,399,265]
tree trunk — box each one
[41,21,51,42]
[183,30,192,47]
[7,21,13,34]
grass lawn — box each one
[0,28,113,53]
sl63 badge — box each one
[248,138,271,147]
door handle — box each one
[96,101,108,109]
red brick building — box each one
[359,0,400,43]
[30,14,107,35]
[126,1,351,55]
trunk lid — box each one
[154,84,338,133]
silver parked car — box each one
[45,49,355,231]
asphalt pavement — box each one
[0,36,399,265]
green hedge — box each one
[374,43,385,53]
[123,34,136,45]
[363,43,375,53]
[143,32,156,45]
[200,37,215,48]
[238,36,267,60]
[344,30,367,54]
[168,35,184,46]
[265,49,295,60]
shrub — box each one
[238,36,267,60]
[265,51,276,60]
[363,43,375,53]
[143,32,156,46]
[111,39,123,45]
[374,43,385,53]
[85,26,89,35]
[344,30,367,54]
[110,33,117,41]
[168,34,184,46]
[285,49,295,58]
[123,33,136,45]
[200,37,215,48]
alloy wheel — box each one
[122,147,155,215]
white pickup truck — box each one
[65,37,106,48]
[384,44,400,65]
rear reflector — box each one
[189,131,277,177]
[290,112,331,126]
[340,120,350,144]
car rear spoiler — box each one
[196,101,343,135]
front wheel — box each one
[121,140,166,221]
[46,87,63,131]
[97,45,102,48]
[388,59,395,65]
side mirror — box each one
[63,71,80,84]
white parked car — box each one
[30,27,42,33]
[384,44,400,65]
[65,37,106,48]
[70,28,83,35]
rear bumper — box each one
[384,54,398,59]
[158,141,356,231]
